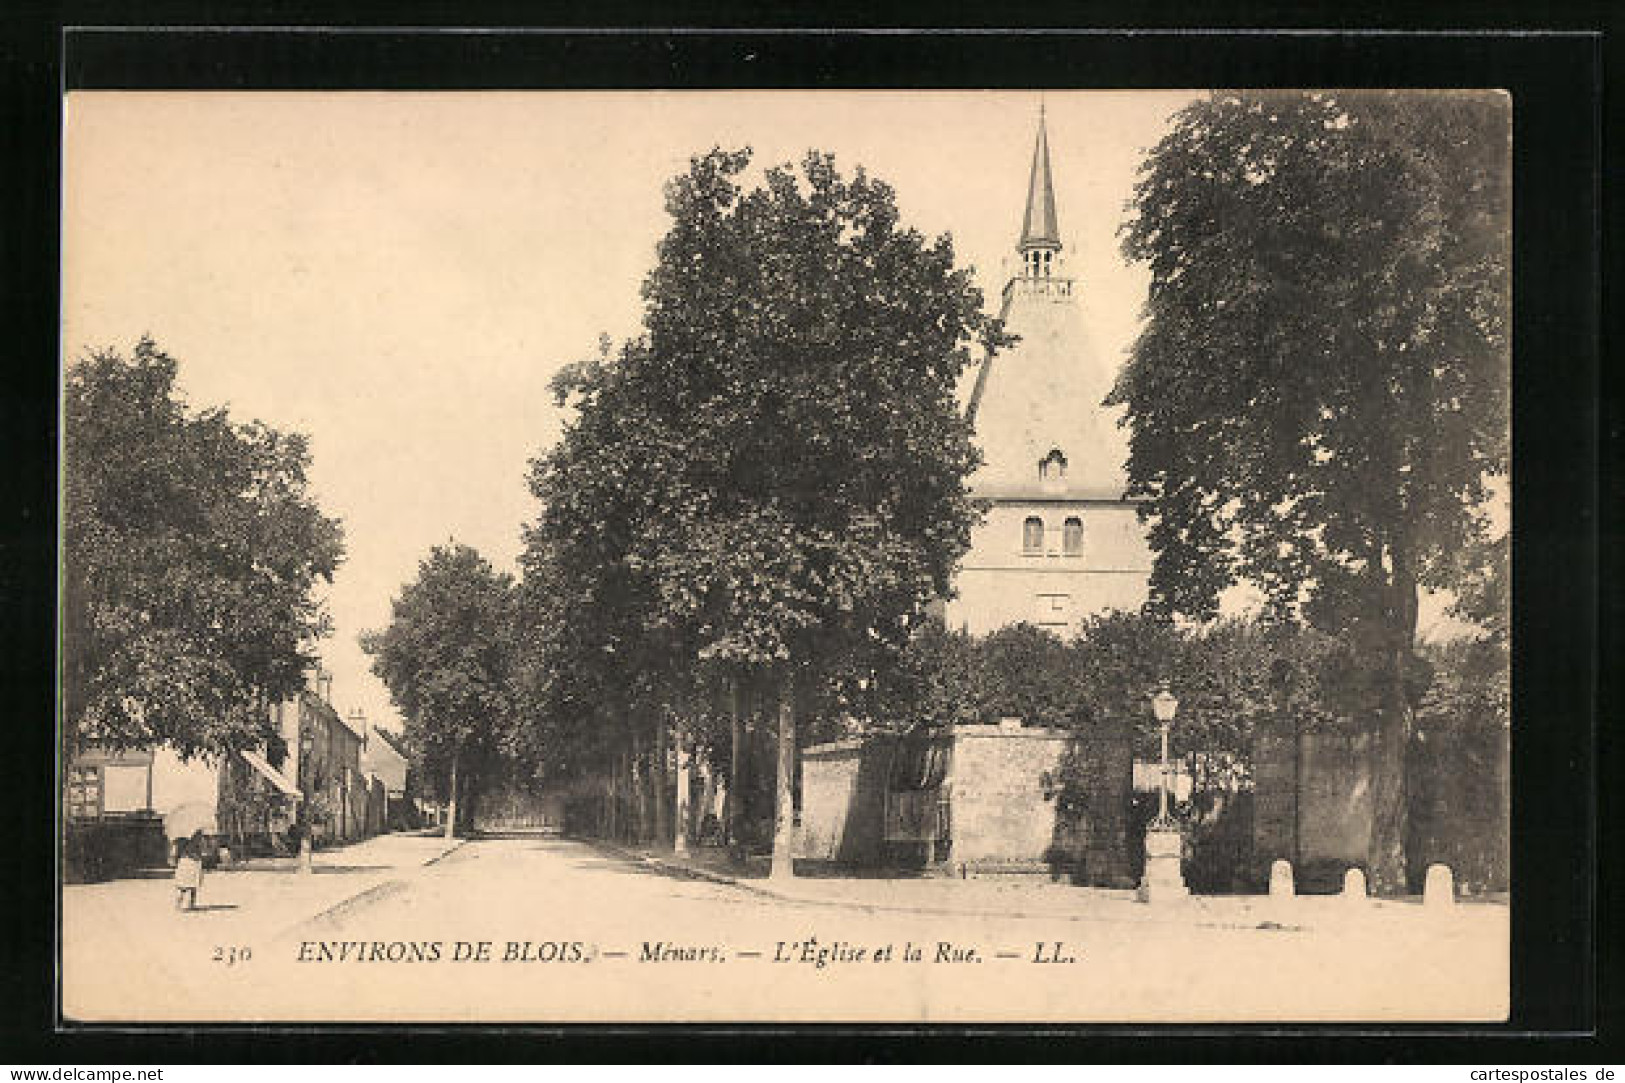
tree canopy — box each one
[62,338,345,760]
[523,148,998,730]
[629,147,994,674]
[1114,90,1509,635]
[1113,90,1510,889]
[362,543,521,818]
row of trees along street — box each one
[62,92,1505,893]
[515,148,1001,876]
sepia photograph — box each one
[60,88,1511,1024]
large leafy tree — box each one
[62,338,345,760]
[362,543,519,838]
[524,148,999,875]
[1113,91,1510,891]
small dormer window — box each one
[1039,449,1067,481]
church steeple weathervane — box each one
[1018,104,1062,278]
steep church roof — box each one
[965,111,1130,502]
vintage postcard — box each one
[60,89,1510,1024]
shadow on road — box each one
[217,864,393,875]
[569,838,943,885]
[468,829,565,841]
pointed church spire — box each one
[1018,105,1062,255]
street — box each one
[63,834,1508,1024]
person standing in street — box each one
[174,829,205,911]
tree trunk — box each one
[459,771,479,838]
[726,677,744,854]
[623,747,637,841]
[1367,643,1411,894]
[445,753,459,841]
[653,707,671,848]
[608,750,624,840]
[1367,545,1419,895]
[770,674,796,880]
[674,709,691,856]
[629,728,645,841]
[698,756,717,845]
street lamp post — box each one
[1138,683,1189,904]
[1151,687,1177,828]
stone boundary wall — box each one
[1252,724,1508,893]
[798,738,888,864]
[1407,725,1508,893]
[797,723,1133,884]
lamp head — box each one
[1151,687,1179,723]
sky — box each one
[63,90,1204,735]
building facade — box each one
[361,724,420,831]
[65,669,372,875]
[278,686,365,842]
[944,110,1153,635]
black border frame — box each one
[2,16,1610,1064]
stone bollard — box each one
[1341,867,1368,903]
[1268,858,1295,900]
[1261,858,1294,923]
[1423,863,1455,909]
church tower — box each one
[945,109,1153,635]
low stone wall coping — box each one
[952,725,1072,740]
[802,737,872,759]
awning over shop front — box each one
[240,749,302,799]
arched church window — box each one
[1063,517,1084,556]
[1039,448,1068,481]
[1022,516,1044,554]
